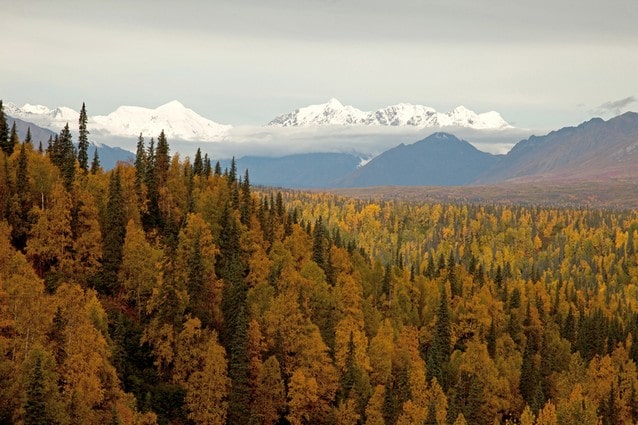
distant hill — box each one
[226,153,362,188]
[336,132,500,187]
[476,112,638,184]
[6,116,133,170]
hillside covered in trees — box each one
[1,103,638,425]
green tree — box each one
[193,148,203,176]
[100,169,126,294]
[427,285,451,389]
[8,122,19,156]
[56,124,76,190]
[24,353,48,425]
[90,148,100,174]
[134,133,146,193]
[77,102,89,173]
[0,100,9,155]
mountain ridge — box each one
[337,132,501,187]
[268,98,512,130]
[474,111,638,184]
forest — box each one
[1,103,638,425]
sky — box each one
[1,0,637,131]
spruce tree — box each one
[239,169,251,225]
[77,102,89,173]
[25,127,32,145]
[428,285,451,389]
[90,148,100,174]
[0,100,9,155]
[56,124,76,190]
[11,141,30,250]
[203,153,212,177]
[134,133,146,196]
[155,130,169,186]
[214,160,221,176]
[100,169,126,294]
[8,122,18,156]
[192,148,203,176]
[24,354,47,425]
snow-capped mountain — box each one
[268,99,512,130]
[5,100,231,141]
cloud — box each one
[595,96,637,116]
[90,125,532,161]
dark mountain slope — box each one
[337,132,500,187]
[476,112,638,183]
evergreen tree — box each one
[192,148,203,176]
[134,133,146,196]
[203,153,212,177]
[8,122,19,156]
[155,130,170,186]
[239,169,251,225]
[56,124,76,190]
[428,285,451,389]
[214,160,221,176]
[143,138,161,230]
[100,169,126,294]
[0,100,10,155]
[77,102,89,173]
[228,156,237,185]
[10,141,31,250]
[90,148,100,174]
[226,304,251,425]
[312,216,325,268]
[24,354,48,425]
[25,127,32,145]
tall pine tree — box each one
[100,169,126,294]
[428,285,451,389]
[0,100,10,155]
[77,102,89,173]
[23,353,48,425]
[90,148,100,174]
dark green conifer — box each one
[155,130,170,186]
[214,160,221,176]
[428,285,451,389]
[90,148,100,174]
[203,153,212,177]
[8,122,19,155]
[192,148,203,176]
[134,133,146,195]
[25,127,32,145]
[10,141,30,250]
[0,100,9,155]
[77,102,89,173]
[24,354,47,425]
[57,124,76,190]
[100,169,126,294]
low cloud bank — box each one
[91,125,535,162]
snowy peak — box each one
[6,101,231,142]
[92,100,231,141]
[268,99,513,130]
[268,98,369,126]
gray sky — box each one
[2,0,637,129]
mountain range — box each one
[5,98,513,144]
[268,98,512,130]
[234,112,638,188]
[5,101,230,142]
[5,99,637,191]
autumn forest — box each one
[1,105,638,425]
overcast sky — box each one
[1,0,637,130]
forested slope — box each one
[1,104,638,424]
